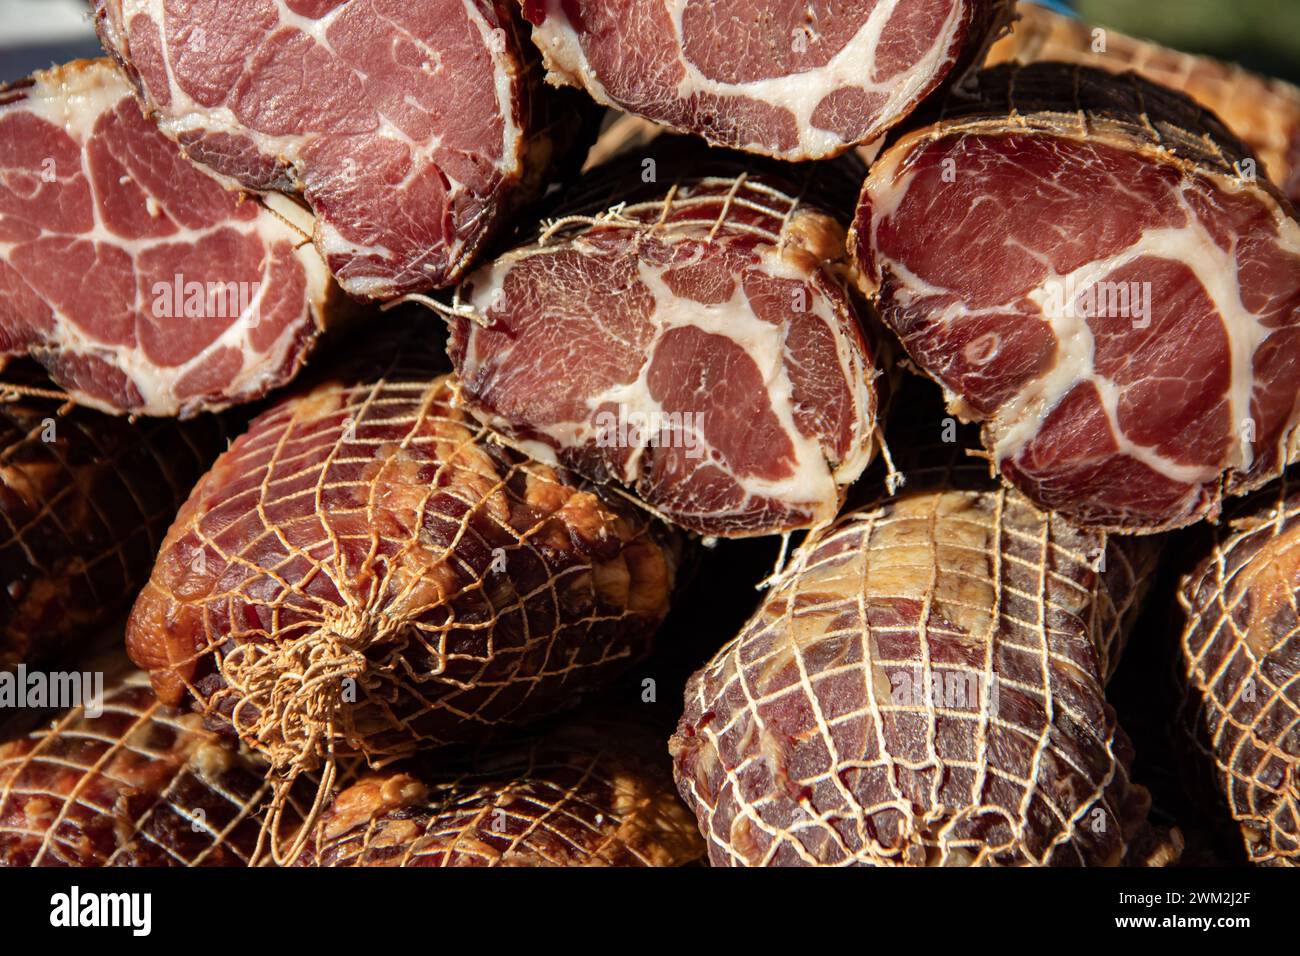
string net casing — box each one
[671,399,1173,866]
[1177,476,1300,866]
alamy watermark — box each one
[889,668,1000,712]
[0,666,104,717]
[151,273,263,322]
[50,887,151,936]
[1042,276,1154,329]
[594,406,706,459]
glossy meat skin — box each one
[126,340,685,789]
[298,708,703,866]
[1177,477,1300,866]
[852,63,1300,534]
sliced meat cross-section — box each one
[520,0,1015,160]
[449,149,881,537]
[0,60,334,417]
[851,63,1300,533]
[95,0,569,298]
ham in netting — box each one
[125,331,685,858]
[95,0,564,298]
[851,63,1300,534]
[0,60,333,416]
[519,0,1014,160]
[1,363,233,670]
[296,707,704,867]
[0,653,309,867]
[1176,478,1300,867]
[988,1,1300,206]
[670,401,1174,867]
[448,152,880,537]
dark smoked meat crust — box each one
[1177,477,1300,866]
[0,654,309,866]
[296,707,703,866]
[914,61,1268,194]
[987,2,1300,206]
[125,336,686,778]
[1,364,232,670]
[670,396,1174,866]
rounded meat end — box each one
[671,484,1174,867]
[124,357,686,804]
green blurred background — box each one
[1075,0,1300,82]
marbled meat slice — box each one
[449,151,879,537]
[519,0,1015,160]
[95,0,567,298]
[851,62,1300,533]
[0,59,333,417]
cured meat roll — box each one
[0,60,334,417]
[988,1,1300,206]
[670,411,1171,866]
[297,708,703,866]
[1,364,231,670]
[851,62,1300,534]
[0,655,306,866]
[125,335,685,857]
[519,0,1015,161]
[449,149,880,538]
[1177,478,1300,866]
[94,0,574,298]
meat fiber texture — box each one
[296,707,703,866]
[449,147,880,538]
[518,0,1016,161]
[1,363,232,671]
[851,62,1300,535]
[987,1,1300,207]
[0,60,334,417]
[670,401,1174,866]
[125,333,686,835]
[94,0,568,299]
[0,652,311,866]
[1177,476,1300,867]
